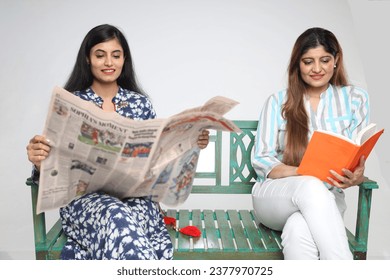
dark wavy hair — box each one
[64,24,145,95]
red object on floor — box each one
[179,226,201,237]
[163,216,176,226]
[163,216,201,237]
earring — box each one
[334,64,337,68]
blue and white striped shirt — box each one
[252,84,370,182]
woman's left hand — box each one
[197,129,210,149]
[327,156,366,189]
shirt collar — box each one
[84,86,127,107]
[304,83,332,101]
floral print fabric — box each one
[60,193,173,259]
[73,87,156,120]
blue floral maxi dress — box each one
[59,87,173,260]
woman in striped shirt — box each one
[251,27,369,259]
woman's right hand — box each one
[26,135,51,170]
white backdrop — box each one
[0,0,388,259]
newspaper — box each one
[37,86,241,213]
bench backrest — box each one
[192,120,258,194]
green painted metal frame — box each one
[26,120,378,260]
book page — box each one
[356,123,377,145]
[317,123,378,146]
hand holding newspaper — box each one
[37,86,241,213]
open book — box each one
[297,123,384,184]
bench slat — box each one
[227,210,251,252]
[177,210,191,251]
[203,210,220,251]
[191,209,205,251]
[239,210,267,252]
[215,210,235,251]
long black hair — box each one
[64,24,145,95]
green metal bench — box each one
[26,120,378,260]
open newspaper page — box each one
[37,86,240,213]
[155,97,241,206]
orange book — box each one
[297,123,384,184]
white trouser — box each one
[251,175,353,260]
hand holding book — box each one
[297,123,384,184]
[327,155,366,188]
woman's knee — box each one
[295,176,335,206]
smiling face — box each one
[299,46,338,95]
[89,38,124,87]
